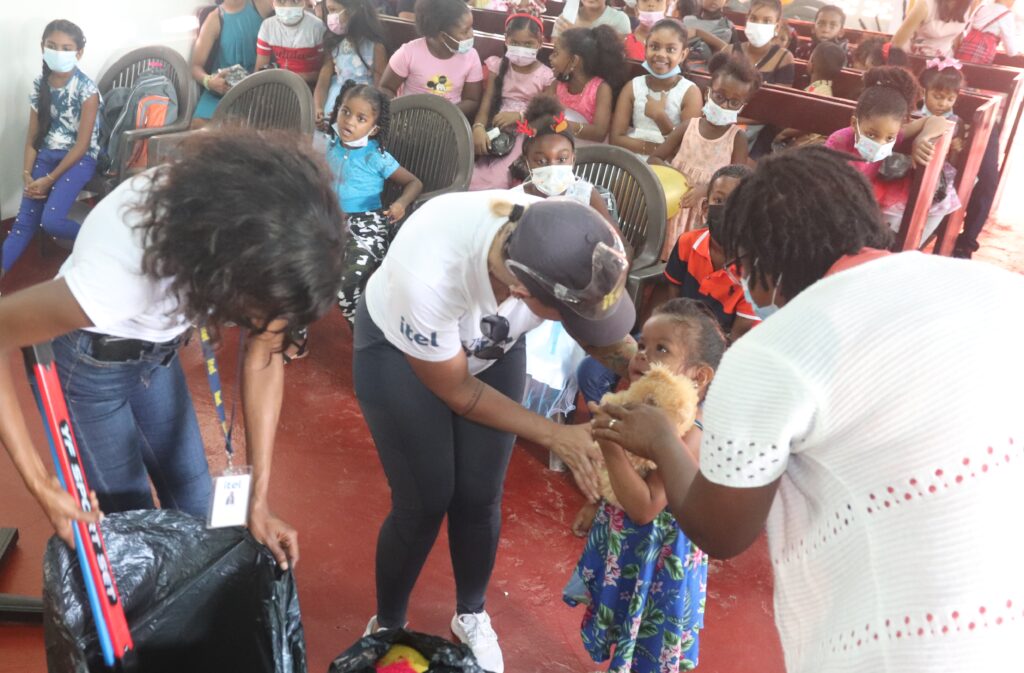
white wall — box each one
[0,1,203,219]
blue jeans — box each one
[577,355,622,406]
[2,148,96,273]
[46,330,212,517]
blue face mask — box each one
[642,60,682,79]
[919,104,954,119]
[740,273,782,320]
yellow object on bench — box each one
[650,165,690,219]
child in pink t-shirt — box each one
[379,0,484,118]
[470,8,554,190]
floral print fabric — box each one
[564,502,707,672]
[30,67,101,159]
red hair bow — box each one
[516,118,537,137]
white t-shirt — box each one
[364,190,545,375]
[699,252,1024,672]
[59,172,190,342]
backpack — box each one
[99,65,179,177]
[956,8,1011,64]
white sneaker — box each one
[451,611,503,673]
[363,615,384,637]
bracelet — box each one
[472,122,486,130]
[203,73,213,90]
[575,123,584,135]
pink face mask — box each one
[637,10,665,27]
[327,11,348,35]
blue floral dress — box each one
[564,502,708,672]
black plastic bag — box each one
[44,510,306,673]
[329,629,486,673]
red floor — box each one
[2,190,1022,672]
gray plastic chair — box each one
[383,94,474,209]
[573,145,668,310]
[212,69,315,134]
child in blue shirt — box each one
[328,80,422,327]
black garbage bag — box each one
[328,629,486,673]
[43,509,306,673]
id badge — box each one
[206,465,252,529]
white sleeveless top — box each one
[913,0,967,57]
[627,74,696,145]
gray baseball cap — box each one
[505,198,635,347]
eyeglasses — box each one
[470,314,511,360]
[709,89,746,111]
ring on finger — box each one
[609,419,618,430]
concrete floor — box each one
[1,169,1021,672]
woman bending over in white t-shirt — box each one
[0,128,345,572]
[592,145,1024,673]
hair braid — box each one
[719,145,891,300]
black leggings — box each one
[352,300,526,627]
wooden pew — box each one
[471,7,555,38]
[380,15,957,254]
[725,9,1022,68]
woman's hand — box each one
[680,182,707,209]
[546,423,602,503]
[571,501,599,537]
[208,71,230,95]
[35,476,103,548]
[249,502,299,570]
[473,126,491,156]
[589,401,680,462]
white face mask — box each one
[334,123,375,147]
[444,32,475,54]
[275,5,305,25]
[530,164,576,196]
[506,45,538,67]
[745,21,776,48]
[854,121,895,163]
[703,98,739,126]
[43,47,78,73]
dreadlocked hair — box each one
[319,0,386,71]
[920,63,965,95]
[708,51,763,95]
[652,298,728,371]
[718,146,890,300]
[329,80,391,153]
[707,163,753,195]
[560,25,628,90]
[489,15,544,124]
[34,20,86,151]
[857,66,920,121]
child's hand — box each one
[680,182,707,209]
[385,202,407,223]
[492,111,521,129]
[24,175,53,200]
[473,126,491,156]
[644,92,669,123]
[951,137,964,153]
[571,502,599,537]
[208,72,230,95]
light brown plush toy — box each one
[596,363,700,507]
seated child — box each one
[718,0,795,86]
[680,0,734,65]
[256,0,326,84]
[625,0,670,61]
[328,81,423,326]
[773,40,847,149]
[825,66,961,244]
[470,7,554,190]
[794,4,849,61]
[650,52,758,259]
[565,298,727,673]
[611,19,704,158]
[313,0,388,123]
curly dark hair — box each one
[920,63,965,94]
[718,145,891,300]
[857,65,920,121]
[34,20,86,151]
[329,79,391,153]
[509,95,574,182]
[134,128,345,341]
[707,163,753,197]
[559,25,628,90]
[319,0,386,70]
[652,298,728,370]
[708,51,763,95]
[415,0,470,38]
[854,38,908,68]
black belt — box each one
[88,330,191,363]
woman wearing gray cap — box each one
[352,191,636,672]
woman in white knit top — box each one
[590,146,1024,672]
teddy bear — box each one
[595,363,699,508]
